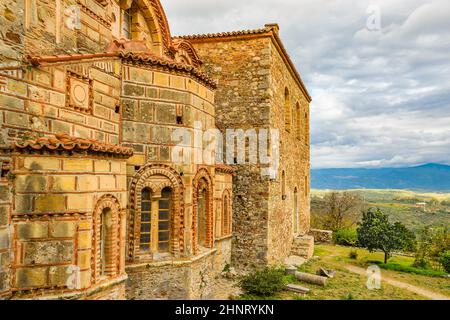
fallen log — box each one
[294,271,327,287]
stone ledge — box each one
[310,229,333,244]
[126,248,218,271]
[11,275,128,300]
[215,235,233,242]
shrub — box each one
[349,250,358,260]
[238,267,286,297]
[439,251,450,273]
[333,228,358,247]
[414,226,450,270]
[373,262,447,277]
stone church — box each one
[0,0,312,299]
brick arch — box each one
[192,167,214,254]
[128,164,185,259]
[92,194,122,284]
[173,39,202,67]
[128,0,173,57]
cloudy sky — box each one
[163,0,450,169]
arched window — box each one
[305,111,310,145]
[284,88,291,131]
[122,8,132,39]
[197,183,208,247]
[100,207,112,276]
[129,164,184,260]
[222,193,230,236]
[282,171,287,200]
[215,202,222,238]
[93,195,121,283]
[296,102,301,140]
[139,187,172,254]
[293,188,299,235]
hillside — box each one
[311,189,450,232]
[311,163,450,191]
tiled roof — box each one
[215,164,235,174]
[175,27,272,40]
[118,51,216,88]
[14,133,134,157]
[27,40,217,89]
[27,52,118,66]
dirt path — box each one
[344,264,450,300]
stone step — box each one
[291,235,314,259]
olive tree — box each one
[357,209,415,264]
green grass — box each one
[293,257,424,300]
[236,244,450,300]
[314,244,450,297]
[370,262,447,277]
[236,246,437,300]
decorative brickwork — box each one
[92,195,123,283]
[128,163,185,259]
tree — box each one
[321,191,364,231]
[357,209,416,264]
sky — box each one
[162,0,450,169]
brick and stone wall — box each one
[190,36,272,269]
[310,229,333,244]
[0,58,122,148]
[9,153,128,299]
[0,155,12,299]
[126,243,231,300]
[0,0,24,62]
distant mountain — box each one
[311,163,450,191]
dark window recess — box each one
[115,104,121,114]
[176,116,183,125]
[135,166,141,171]
[234,157,238,164]
[1,162,11,178]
